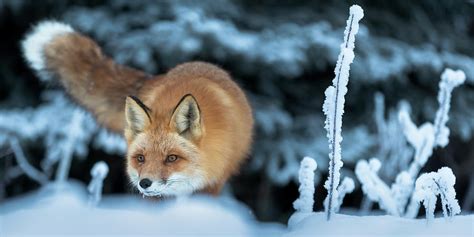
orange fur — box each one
[39,30,253,196]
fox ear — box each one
[125,96,151,140]
[170,94,202,141]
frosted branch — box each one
[399,108,435,179]
[413,167,461,222]
[390,171,414,215]
[334,177,355,212]
[55,109,86,183]
[9,138,48,185]
[293,157,317,213]
[433,69,465,148]
[88,161,109,207]
[289,156,317,228]
[355,158,399,216]
[322,4,363,221]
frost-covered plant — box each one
[0,91,126,185]
[355,158,399,216]
[356,68,465,217]
[288,156,317,228]
[55,109,87,183]
[293,157,318,213]
[322,5,363,221]
[9,138,48,185]
[359,94,413,213]
[373,93,413,181]
[88,161,109,207]
[402,69,465,180]
[334,177,355,212]
[413,167,461,222]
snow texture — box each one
[21,21,74,76]
[88,161,109,206]
[0,182,285,236]
[322,4,363,220]
[287,212,473,237]
[414,167,461,222]
[433,69,466,148]
[2,180,469,236]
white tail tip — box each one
[22,21,74,77]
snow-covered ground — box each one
[1,181,472,236]
[0,181,284,236]
[288,212,473,237]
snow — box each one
[322,4,363,220]
[286,212,473,237]
[2,182,470,236]
[21,21,74,76]
[0,182,285,236]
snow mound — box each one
[286,212,473,237]
[0,182,284,236]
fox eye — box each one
[136,154,145,163]
[166,155,178,163]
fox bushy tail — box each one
[22,21,150,132]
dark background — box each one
[1,0,473,223]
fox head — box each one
[124,94,206,197]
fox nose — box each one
[139,178,152,189]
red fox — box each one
[22,21,254,197]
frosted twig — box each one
[288,156,317,228]
[322,4,363,221]
[355,158,399,216]
[334,177,355,212]
[88,161,109,207]
[358,69,465,218]
[433,69,465,147]
[293,157,317,213]
[9,138,48,185]
[413,167,461,222]
[55,108,85,183]
[401,68,464,179]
